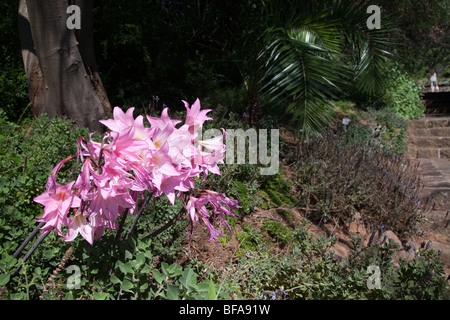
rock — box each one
[331,242,351,261]
[348,212,369,239]
[381,230,412,267]
[382,231,402,247]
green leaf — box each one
[140,283,149,291]
[44,250,55,259]
[136,252,145,267]
[166,284,180,300]
[124,250,133,260]
[208,278,217,300]
[0,273,10,286]
[180,268,198,289]
[110,274,121,285]
[143,250,153,260]
[141,263,151,274]
[161,262,169,276]
[196,281,211,299]
[152,269,164,284]
[93,291,110,300]
[168,263,182,277]
[117,261,133,275]
[120,280,134,293]
[10,292,27,300]
[64,291,74,300]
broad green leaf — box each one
[152,269,164,284]
[143,250,153,259]
[140,283,149,291]
[124,250,133,260]
[117,261,133,275]
[135,252,145,267]
[166,284,180,300]
[0,273,10,286]
[64,291,74,300]
[161,262,169,276]
[168,263,182,277]
[180,268,198,289]
[44,250,55,259]
[141,263,151,274]
[93,291,110,300]
[120,280,134,293]
[110,274,121,284]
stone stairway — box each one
[407,117,450,159]
[406,116,450,274]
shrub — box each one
[226,224,449,300]
[382,64,425,120]
[341,109,409,156]
[0,111,90,299]
[0,111,90,240]
[291,129,425,236]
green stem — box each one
[142,208,185,240]
[14,230,50,276]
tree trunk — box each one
[72,0,111,117]
[18,0,45,116]
[22,0,111,132]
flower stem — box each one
[14,230,51,276]
[142,207,185,240]
[13,222,45,258]
[125,193,152,240]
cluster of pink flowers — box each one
[33,99,240,245]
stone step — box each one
[406,136,450,149]
[420,188,450,210]
[407,117,450,129]
[417,209,450,233]
[406,127,450,137]
[408,148,450,159]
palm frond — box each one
[259,18,347,136]
[327,0,397,96]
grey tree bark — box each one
[18,0,45,116]
[20,0,111,132]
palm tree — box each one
[255,0,395,135]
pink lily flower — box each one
[34,181,81,236]
[146,107,182,130]
[34,98,240,246]
[45,155,74,194]
[186,191,241,245]
[183,99,212,139]
[64,211,95,245]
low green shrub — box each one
[382,64,425,120]
[259,172,297,209]
[339,108,408,156]
[227,225,449,300]
[262,220,293,244]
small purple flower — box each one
[260,290,266,299]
